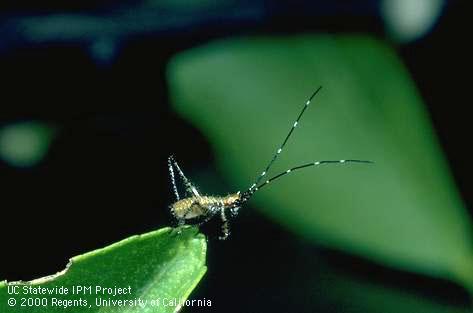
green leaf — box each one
[166,35,473,292]
[0,227,207,313]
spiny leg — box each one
[230,205,240,217]
[168,156,180,200]
[169,155,201,197]
[194,208,219,232]
[218,207,230,240]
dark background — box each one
[1,1,471,312]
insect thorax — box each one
[171,193,241,220]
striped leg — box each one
[168,155,201,197]
[218,207,230,240]
[168,156,180,200]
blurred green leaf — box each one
[324,275,469,313]
[0,227,207,312]
[291,253,471,313]
[167,35,473,292]
[0,121,55,168]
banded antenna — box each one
[253,159,373,192]
[247,86,322,192]
[242,86,372,200]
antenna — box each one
[248,86,323,192]
[253,159,373,192]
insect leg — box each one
[169,155,201,197]
[168,156,180,200]
[230,206,240,217]
[193,205,219,227]
[218,207,230,240]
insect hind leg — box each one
[218,207,230,240]
[168,156,180,200]
[169,155,201,197]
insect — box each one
[169,86,372,240]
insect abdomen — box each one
[171,194,240,220]
[171,196,216,219]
